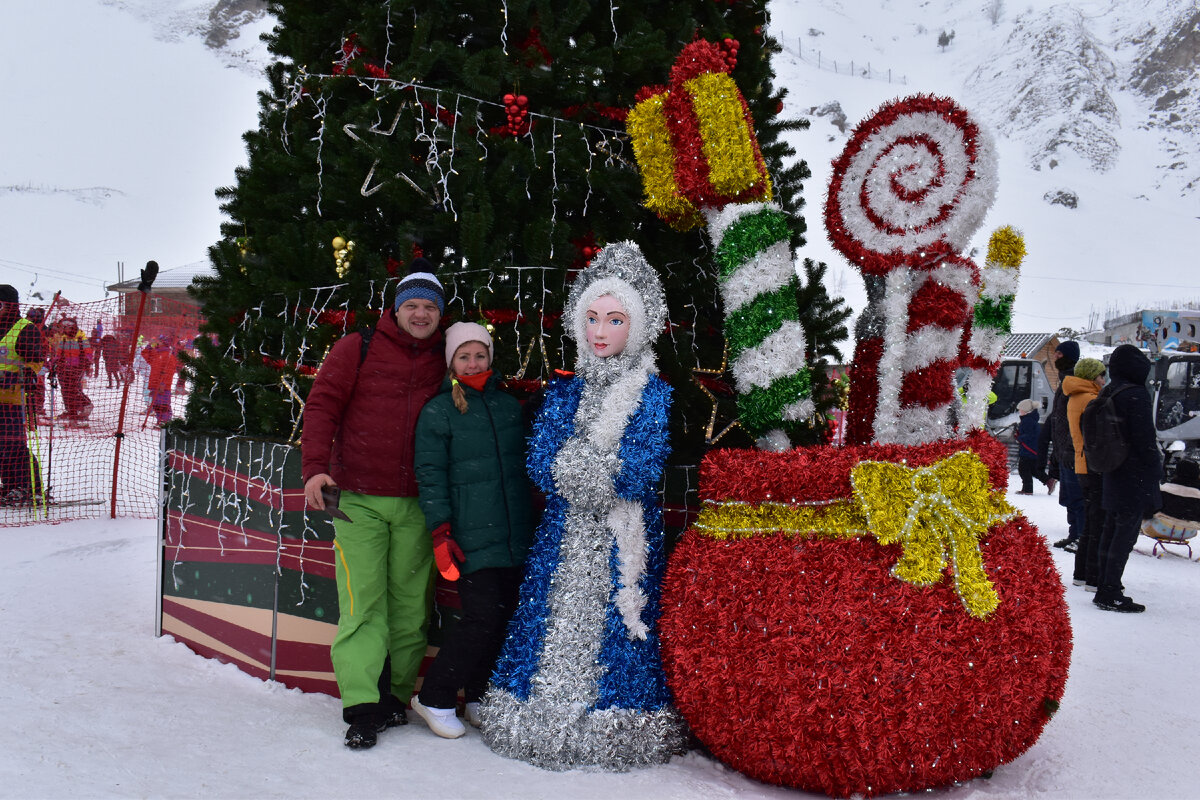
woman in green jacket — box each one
[411,321,534,739]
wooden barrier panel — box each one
[160,432,340,694]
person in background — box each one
[1063,357,1106,592]
[1014,398,1047,495]
[301,262,446,749]
[50,316,93,427]
[140,337,180,427]
[0,285,46,506]
[410,322,534,739]
[23,307,48,423]
[89,322,104,378]
[100,333,129,388]
[1038,340,1085,551]
[1094,344,1161,614]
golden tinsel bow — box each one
[851,451,1015,619]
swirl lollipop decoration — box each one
[825,95,998,446]
[628,39,814,448]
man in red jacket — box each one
[301,262,446,749]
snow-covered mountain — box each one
[3,0,1197,332]
[768,0,1200,332]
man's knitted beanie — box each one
[394,258,445,314]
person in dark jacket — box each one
[1094,344,1161,613]
[301,262,446,749]
[1038,340,1085,550]
[410,322,534,739]
[1015,398,1046,494]
[0,285,47,505]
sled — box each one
[1140,514,1199,559]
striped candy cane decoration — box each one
[707,202,813,447]
[628,39,815,448]
[873,256,980,444]
[825,95,998,446]
[957,226,1024,433]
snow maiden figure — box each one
[480,240,687,770]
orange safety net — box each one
[1,293,203,525]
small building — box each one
[1086,308,1200,352]
[105,262,212,318]
[1001,332,1063,387]
[104,262,210,346]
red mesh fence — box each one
[1,293,202,525]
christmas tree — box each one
[184,0,849,464]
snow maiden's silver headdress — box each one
[565,240,666,381]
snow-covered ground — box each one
[1,485,1196,800]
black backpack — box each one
[1080,384,1135,473]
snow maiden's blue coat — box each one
[480,241,686,771]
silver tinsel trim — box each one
[481,689,687,772]
[480,503,687,770]
[610,499,649,640]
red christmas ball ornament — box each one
[516,94,529,108]
[503,93,516,105]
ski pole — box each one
[46,366,56,490]
[110,261,158,518]
[23,389,46,519]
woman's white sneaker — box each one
[412,697,466,739]
[464,701,482,728]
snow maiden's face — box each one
[585,294,630,358]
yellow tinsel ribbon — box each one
[627,91,702,231]
[851,452,1015,619]
[693,451,1015,619]
[683,71,771,201]
[986,224,1026,268]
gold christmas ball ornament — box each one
[331,236,347,251]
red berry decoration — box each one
[502,92,530,136]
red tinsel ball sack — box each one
[660,433,1071,798]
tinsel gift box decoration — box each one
[659,431,1072,798]
[627,39,815,446]
[627,38,771,232]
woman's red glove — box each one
[431,523,465,581]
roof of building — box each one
[1001,333,1055,359]
[105,262,214,293]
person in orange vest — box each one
[1,285,47,505]
[141,337,180,426]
